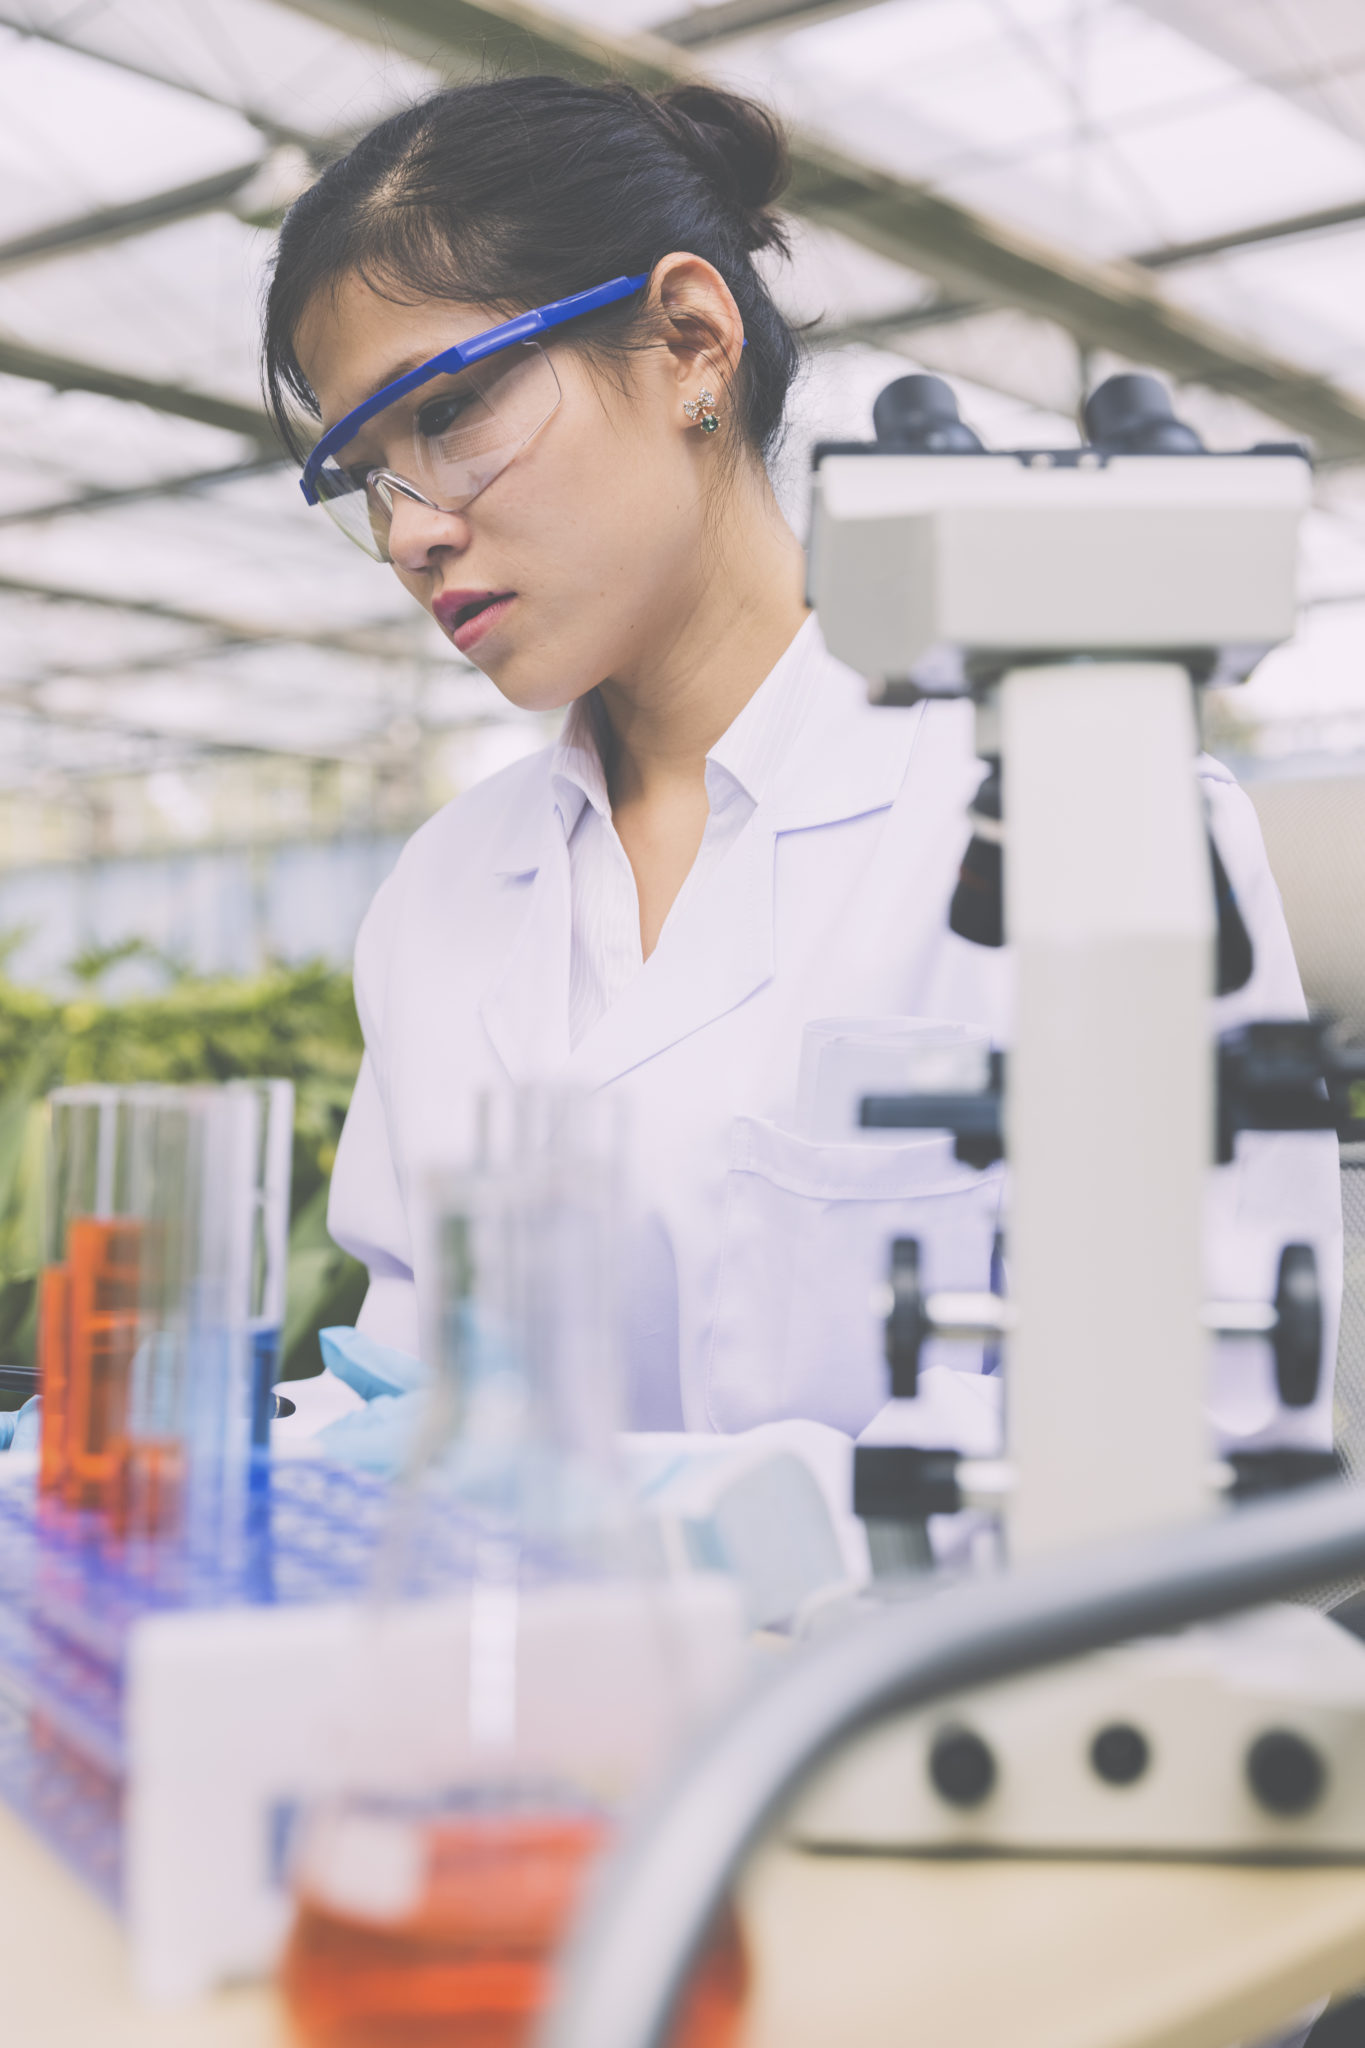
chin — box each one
[474,637,602,719]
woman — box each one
[264,75,1338,1451]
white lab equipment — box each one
[796,369,1364,1859]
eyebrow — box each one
[320,345,456,436]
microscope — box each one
[793,373,1365,1856]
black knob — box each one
[1246,1728,1325,1815]
[1083,373,1204,454]
[949,761,1004,949]
[1090,1723,1150,1786]
[873,375,983,453]
[1210,835,1254,995]
[929,1726,996,1807]
[885,1236,929,1398]
[1274,1244,1322,1408]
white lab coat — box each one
[329,633,1342,1452]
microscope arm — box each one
[540,1481,1365,2048]
[544,1484,1365,2048]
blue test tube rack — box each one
[0,1455,413,1908]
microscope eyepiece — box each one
[873,374,984,453]
[1083,372,1204,454]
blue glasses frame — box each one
[299,272,650,506]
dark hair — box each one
[262,76,799,465]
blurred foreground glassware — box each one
[37,1080,293,1546]
[239,1079,294,1455]
[280,1088,748,2048]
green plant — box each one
[0,953,369,1400]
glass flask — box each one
[280,1089,749,2048]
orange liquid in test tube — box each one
[281,1808,748,2048]
[118,1438,186,1542]
[61,1219,143,1518]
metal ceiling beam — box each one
[655,0,870,48]
[0,9,318,150]
[0,334,279,448]
[0,456,285,531]
[0,570,429,663]
[0,161,265,277]
[1134,196,1365,271]
[0,693,370,764]
[808,296,983,349]
[809,191,1365,356]
[270,0,1365,462]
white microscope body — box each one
[813,435,1308,1558]
[793,385,1365,1858]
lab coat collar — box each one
[479,814,573,1080]
[567,624,923,1088]
[763,624,921,833]
[549,691,610,839]
[483,618,925,1087]
[705,611,825,806]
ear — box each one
[649,253,745,404]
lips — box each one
[433,588,515,654]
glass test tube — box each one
[237,1079,294,1454]
[40,1087,133,1509]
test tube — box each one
[120,1087,211,1541]
[123,1084,272,1547]
[234,1079,294,1454]
[40,1087,136,1509]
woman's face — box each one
[295,266,736,713]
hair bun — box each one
[651,84,790,253]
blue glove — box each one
[318,1327,429,1402]
[315,1390,428,1474]
[0,1396,40,1452]
[314,1329,430,1476]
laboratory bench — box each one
[6,1796,1365,2048]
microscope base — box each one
[791,1604,1365,1859]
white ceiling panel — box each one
[0,1,441,143]
[0,0,1361,787]
[0,22,262,241]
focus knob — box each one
[873,375,983,453]
[1083,373,1203,454]
[929,1726,996,1807]
[1273,1244,1322,1408]
[1246,1729,1325,1815]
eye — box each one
[415,390,476,440]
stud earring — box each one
[684,388,720,435]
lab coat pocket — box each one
[706,1117,1001,1436]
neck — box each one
[596,470,809,808]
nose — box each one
[385,489,471,574]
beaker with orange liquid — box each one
[280,1089,749,2048]
[283,1790,746,2048]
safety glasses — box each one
[299,273,648,561]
